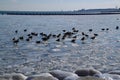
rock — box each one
[75,69,89,77]
[26,73,58,80]
[108,70,120,75]
[64,75,79,80]
[0,73,27,80]
[77,76,106,80]
[75,68,102,77]
[0,75,10,80]
[103,73,120,80]
[12,73,27,80]
[49,70,78,80]
[89,69,102,77]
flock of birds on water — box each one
[12,26,119,47]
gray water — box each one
[0,15,120,75]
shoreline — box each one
[0,68,120,80]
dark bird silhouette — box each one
[12,37,15,41]
[63,30,66,32]
[73,36,77,39]
[19,36,24,40]
[26,38,30,41]
[13,39,19,44]
[15,30,18,33]
[36,41,41,44]
[56,39,60,42]
[29,36,32,39]
[82,32,85,35]
[85,34,89,38]
[71,39,76,43]
[89,29,93,32]
[24,29,27,32]
[81,37,85,41]
[106,28,109,31]
[101,28,105,31]
[27,34,31,36]
[91,36,96,40]
[94,34,98,36]
[52,34,57,38]
[57,34,61,38]
[42,37,48,41]
[116,26,119,30]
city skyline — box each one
[0,0,120,11]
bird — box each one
[36,41,41,44]
[82,32,85,35]
[24,29,27,32]
[94,33,98,36]
[26,38,30,41]
[116,26,119,30]
[81,37,85,41]
[101,28,105,31]
[56,39,60,42]
[13,39,19,44]
[106,28,109,31]
[89,29,93,32]
[91,36,96,40]
[15,30,18,33]
[63,30,66,32]
[19,36,24,40]
[12,37,16,41]
[57,34,61,38]
[73,36,77,39]
[29,36,32,39]
[71,39,76,43]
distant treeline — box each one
[0,8,120,15]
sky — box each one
[0,0,120,11]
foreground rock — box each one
[49,70,79,80]
[108,70,120,75]
[1,69,120,80]
[75,68,102,77]
[77,76,106,80]
[0,73,27,80]
[26,73,58,80]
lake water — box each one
[0,15,120,75]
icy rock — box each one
[49,70,78,80]
[64,75,79,80]
[108,70,120,75]
[26,73,58,80]
[0,73,27,80]
[75,68,102,77]
[103,73,120,80]
[77,76,106,80]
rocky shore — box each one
[0,68,120,80]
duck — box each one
[36,41,41,44]
[24,29,27,32]
[89,29,93,32]
[116,26,119,30]
[19,36,24,40]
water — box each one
[0,15,120,75]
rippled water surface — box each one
[0,15,120,75]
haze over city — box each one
[0,0,120,11]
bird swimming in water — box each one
[24,29,27,32]
[116,26,119,30]
[56,38,60,42]
[36,41,41,44]
[15,30,18,33]
[19,36,24,40]
[13,39,19,44]
[26,38,30,41]
[89,29,93,32]
[71,39,76,43]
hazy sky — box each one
[0,0,120,11]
